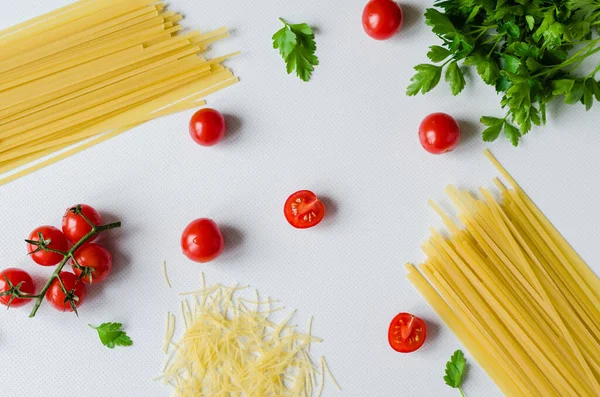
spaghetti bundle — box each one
[0,0,238,185]
[407,151,600,397]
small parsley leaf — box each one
[427,45,452,63]
[407,64,442,96]
[445,61,466,95]
[504,122,521,146]
[272,18,318,82]
[481,116,505,142]
[89,323,133,349]
[444,350,467,395]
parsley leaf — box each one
[89,323,133,349]
[445,61,466,95]
[407,64,442,96]
[444,350,467,395]
[481,116,505,142]
[272,18,318,82]
[428,45,452,63]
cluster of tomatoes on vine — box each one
[0,204,121,317]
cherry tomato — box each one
[0,268,35,308]
[71,243,112,284]
[388,313,427,353]
[62,204,103,244]
[27,225,68,267]
[419,113,461,154]
[45,272,87,312]
[181,218,225,263]
[284,190,326,229]
[189,108,226,146]
[362,0,403,40]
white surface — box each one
[1,1,600,396]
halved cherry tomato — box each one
[71,243,113,284]
[45,272,87,312]
[419,113,461,154]
[284,190,326,229]
[62,204,103,243]
[0,268,35,308]
[27,225,69,267]
[181,218,225,263]
[189,108,226,146]
[362,0,403,40]
[388,312,427,353]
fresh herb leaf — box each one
[444,349,467,395]
[445,61,466,95]
[272,18,318,82]
[407,64,442,96]
[481,116,505,142]
[89,323,133,349]
[504,122,521,146]
[464,53,499,86]
[428,45,452,63]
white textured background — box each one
[1,1,600,396]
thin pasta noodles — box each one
[0,0,237,185]
[406,150,600,397]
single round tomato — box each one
[388,313,427,353]
[419,113,461,154]
[45,272,87,312]
[189,108,226,146]
[71,243,112,284]
[27,225,69,267]
[181,218,225,263]
[0,268,35,308]
[362,0,403,40]
[284,190,326,229]
[62,204,103,244]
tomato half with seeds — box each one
[284,190,326,229]
[388,313,427,353]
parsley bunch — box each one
[408,0,600,146]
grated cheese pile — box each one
[158,278,339,396]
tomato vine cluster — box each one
[0,204,121,317]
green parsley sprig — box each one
[444,350,468,397]
[90,323,133,349]
[272,18,319,82]
[408,0,600,146]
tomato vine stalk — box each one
[1,206,121,318]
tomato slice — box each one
[284,190,325,229]
[388,313,427,353]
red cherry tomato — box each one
[181,218,225,263]
[189,108,226,146]
[419,113,461,154]
[71,243,112,284]
[284,190,326,229]
[27,225,68,267]
[362,0,403,40]
[0,268,35,308]
[62,204,103,243]
[388,313,427,353]
[45,272,87,312]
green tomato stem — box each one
[28,220,121,318]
